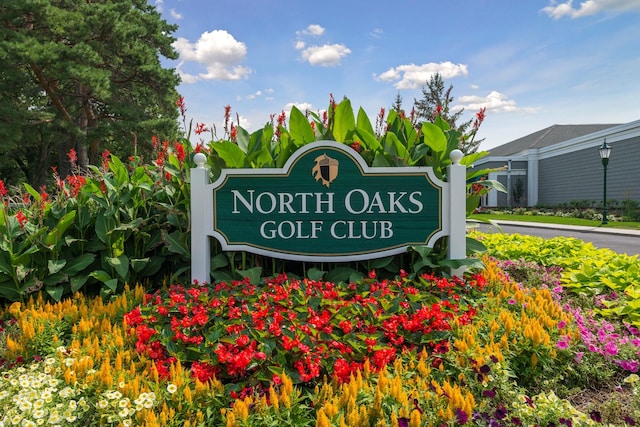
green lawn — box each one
[469,213,640,230]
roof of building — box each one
[488,124,620,157]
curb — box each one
[467,219,640,238]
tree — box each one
[0,0,181,186]
[412,73,485,155]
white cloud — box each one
[173,30,250,82]
[297,24,325,36]
[369,28,383,39]
[295,40,306,50]
[299,44,351,67]
[170,9,183,20]
[374,62,468,90]
[454,91,539,113]
[284,102,314,113]
[155,0,163,12]
[542,0,640,19]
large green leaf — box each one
[332,99,355,142]
[236,266,262,285]
[421,122,447,154]
[106,255,129,281]
[289,106,315,144]
[45,210,77,246]
[212,141,248,168]
[235,126,251,153]
[46,285,64,302]
[354,128,382,152]
[108,154,129,187]
[383,133,410,165]
[48,259,66,275]
[356,107,375,136]
[165,230,190,258]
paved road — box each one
[469,220,640,257]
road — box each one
[470,220,640,257]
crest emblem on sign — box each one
[312,154,339,187]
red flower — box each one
[101,150,111,171]
[15,211,27,229]
[230,124,237,141]
[67,148,78,167]
[0,179,7,197]
[176,96,187,118]
[194,122,209,135]
[191,360,218,383]
[173,142,186,164]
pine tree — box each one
[413,73,484,154]
[0,0,181,185]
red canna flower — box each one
[230,124,237,141]
[67,148,78,168]
[176,96,187,118]
[101,150,111,171]
[173,142,186,164]
[194,122,209,135]
[15,211,27,229]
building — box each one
[473,119,640,208]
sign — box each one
[191,141,467,282]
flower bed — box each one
[4,254,635,425]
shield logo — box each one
[312,154,339,187]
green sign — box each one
[208,141,444,261]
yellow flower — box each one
[9,301,21,317]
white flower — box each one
[166,383,178,394]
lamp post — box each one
[598,139,612,225]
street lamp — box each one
[598,139,612,225]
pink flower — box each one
[575,352,585,363]
[557,338,569,350]
[557,320,567,329]
[605,342,619,356]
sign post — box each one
[191,141,467,283]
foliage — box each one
[472,232,640,325]
[0,142,193,302]
[0,95,504,302]
[0,0,180,186]
[3,254,631,425]
[412,73,486,155]
[125,272,485,390]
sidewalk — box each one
[467,219,640,238]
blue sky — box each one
[153,0,640,151]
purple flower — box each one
[483,388,497,398]
[616,359,639,372]
[455,408,469,424]
[557,320,567,329]
[605,342,619,356]
[557,338,569,350]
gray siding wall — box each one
[538,137,640,206]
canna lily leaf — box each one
[45,210,77,247]
[421,122,447,154]
[289,106,316,144]
[211,141,248,168]
[332,98,355,142]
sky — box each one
[152,0,640,151]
